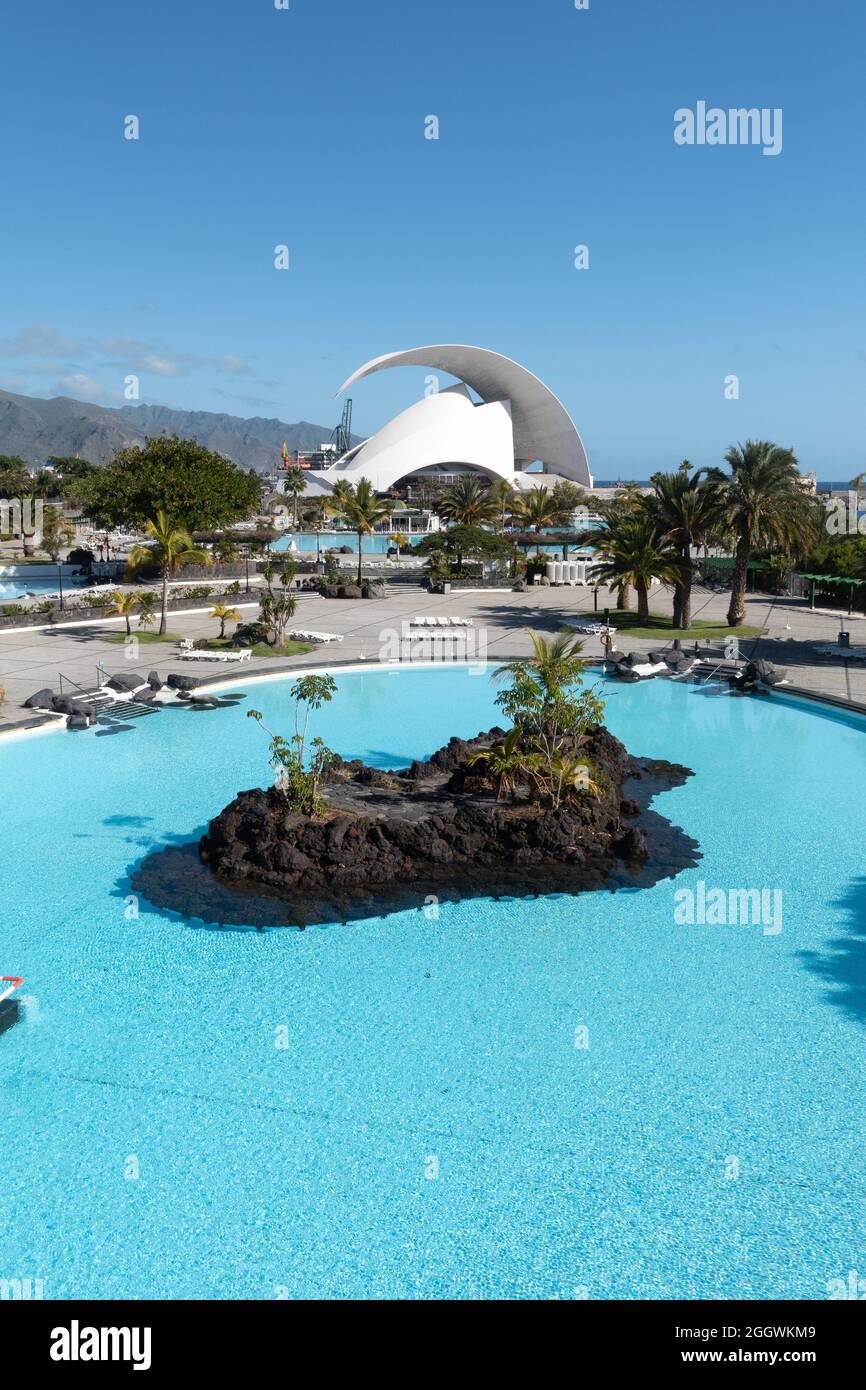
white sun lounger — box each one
[178,648,252,663]
[285,630,343,643]
[570,621,616,636]
[410,616,474,627]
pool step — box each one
[99,699,160,721]
[69,688,116,712]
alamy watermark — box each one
[0,497,44,542]
[378,623,489,673]
[825,492,866,536]
[674,881,782,936]
[674,102,782,157]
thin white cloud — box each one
[0,323,259,385]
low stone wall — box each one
[0,592,259,631]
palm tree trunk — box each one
[675,543,691,629]
[160,567,169,635]
[680,569,693,630]
[727,534,749,626]
[636,579,650,625]
[672,583,683,629]
[357,531,363,586]
[617,581,631,611]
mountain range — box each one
[0,388,363,473]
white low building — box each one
[303,345,592,495]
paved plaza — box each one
[2,581,865,735]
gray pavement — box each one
[2,582,866,735]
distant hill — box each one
[0,388,362,472]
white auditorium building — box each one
[294,345,592,497]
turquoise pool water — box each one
[0,668,864,1299]
[273,532,404,555]
[0,574,66,601]
[272,525,603,557]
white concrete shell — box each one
[324,344,591,490]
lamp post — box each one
[244,554,250,596]
[57,564,64,612]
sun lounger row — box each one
[410,616,474,627]
[570,621,616,636]
[178,648,252,663]
[286,630,343,643]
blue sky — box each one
[1,0,863,477]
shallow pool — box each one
[0,667,864,1299]
[0,574,64,602]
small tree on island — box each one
[480,629,606,809]
[247,673,338,816]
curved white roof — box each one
[329,385,515,493]
[337,344,591,485]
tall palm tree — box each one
[282,468,307,526]
[575,488,645,609]
[327,479,355,520]
[649,463,715,629]
[340,478,393,584]
[706,441,821,626]
[850,472,866,528]
[126,510,211,634]
[590,513,681,625]
[437,474,499,528]
[488,478,516,532]
[513,484,565,534]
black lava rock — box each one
[23,688,56,709]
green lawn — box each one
[104,630,182,644]
[598,610,763,640]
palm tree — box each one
[705,441,821,626]
[210,603,241,640]
[590,513,681,625]
[649,463,715,629]
[340,478,393,584]
[437,474,499,527]
[109,589,139,636]
[467,728,535,802]
[126,510,212,635]
[850,472,866,527]
[574,489,644,609]
[547,752,603,805]
[513,484,565,534]
[488,478,516,532]
[282,468,307,526]
[494,629,585,705]
[327,479,355,522]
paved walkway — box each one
[1,582,865,735]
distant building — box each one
[305,345,592,496]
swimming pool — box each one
[0,667,864,1299]
[0,574,64,602]
[273,532,406,555]
[272,526,603,557]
